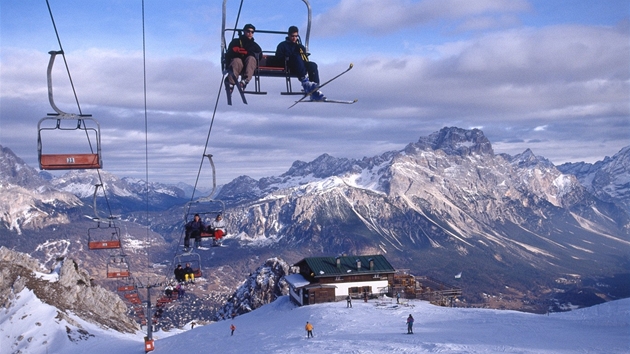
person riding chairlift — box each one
[209,214,227,246]
[276,26,325,101]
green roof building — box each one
[286,255,396,306]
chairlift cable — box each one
[173,74,225,261]
[141,0,152,274]
[231,0,245,41]
[44,0,149,332]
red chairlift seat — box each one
[39,152,101,170]
[106,254,131,278]
[118,284,136,292]
[88,223,122,250]
[87,185,122,250]
[37,51,102,170]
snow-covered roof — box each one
[284,274,310,288]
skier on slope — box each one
[305,321,314,338]
[406,314,414,334]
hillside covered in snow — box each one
[3,291,628,354]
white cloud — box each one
[314,0,531,36]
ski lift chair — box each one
[221,0,312,95]
[88,222,122,250]
[106,254,131,278]
[87,184,122,250]
[173,252,202,278]
[37,51,102,170]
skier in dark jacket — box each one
[275,25,325,101]
[185,214,205,249]
[225,23,262,91]
[174,264,185,283]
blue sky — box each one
[1,0,628,185]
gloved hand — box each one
[232,46,248,55]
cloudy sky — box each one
[1,0,628,185]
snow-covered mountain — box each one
[558,146,630,212]
[50,170,189,213]
[211,127,629,311]
[0,146,82,233]
[1,127,629,314]
[0,144,190,234]
[0,247,138,354]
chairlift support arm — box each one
[47,50,69,116]
[221,0,312,53]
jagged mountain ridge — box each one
[211,127,629,310]
[0,144,196,234]
[1,128,629,313]
[215,257,291,320]
[0,146,83,233]
[558,146,630,212]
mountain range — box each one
[3,244,627,354]
[0,127,628,317]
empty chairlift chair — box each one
[107,254,131,278]
[88,223,122,250]
[87,184,121,250]
[37,51,102,170]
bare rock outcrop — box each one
[0,246,138,333]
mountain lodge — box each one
[286,255,395,306]
[285,255,462,306]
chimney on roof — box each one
[356,259,361,270]
[369,258,374,270]
[336,256,341,268]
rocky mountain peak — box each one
[215,257,291,320]
[0,145,46,188]
[558,145,630,211]
[416,127,494,156]
[510,148,555,169]
[0,246,138,333]
[283,153,354,178]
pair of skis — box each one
[288,63,357,109]
[224,63,357,107]
[224,72,247,106]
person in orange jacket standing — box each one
[305,321,314,338]
[230,323,236,336]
